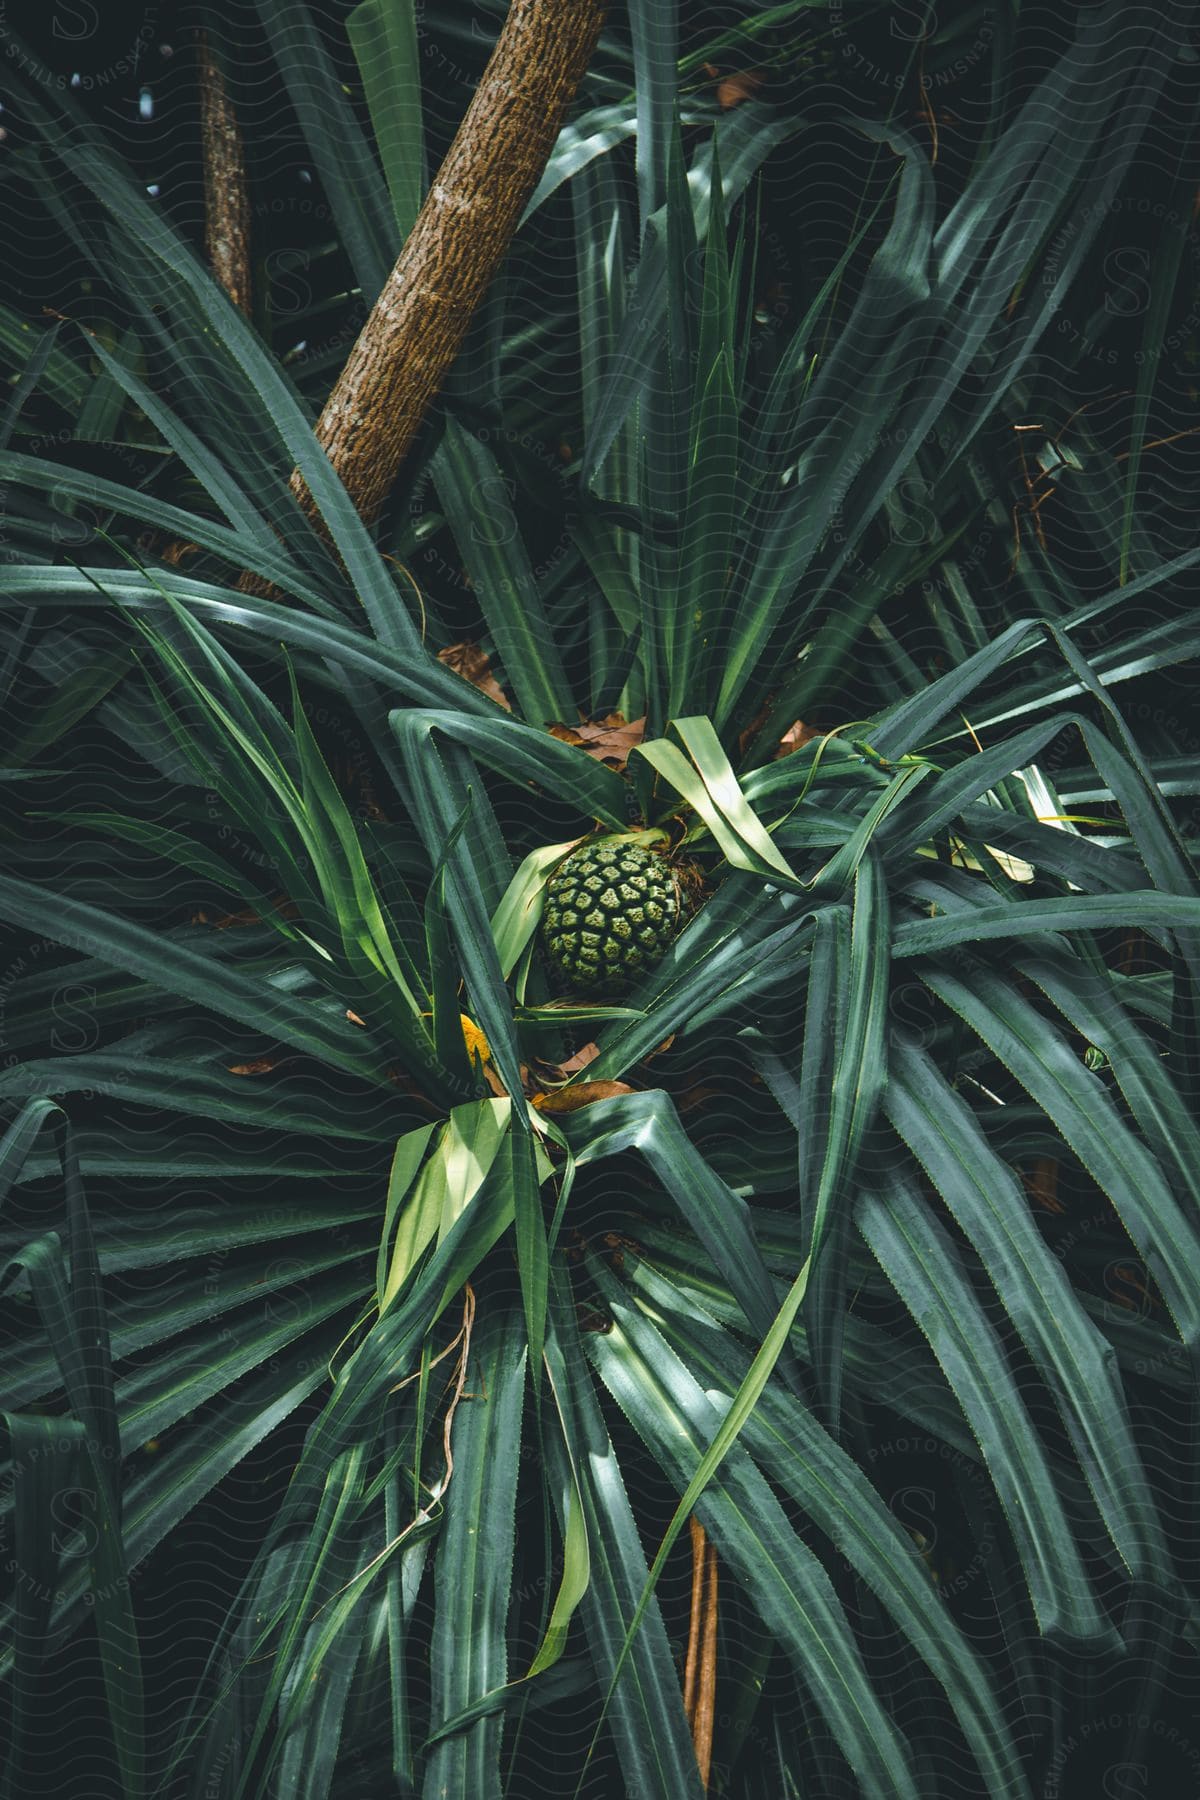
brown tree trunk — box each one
[239,0,605,596]
[196,29,252,316]
[161,31,252,570]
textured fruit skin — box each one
[542,841,683,995]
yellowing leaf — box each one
[460,1012,491,1066]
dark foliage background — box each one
[1,4,1199,1798]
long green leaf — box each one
[347,0,425,239]
[884,1044,1172,1585]
[423,1304,527,1799]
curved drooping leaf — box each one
[587,1270,923,1800]
[623,1256,1034,1798]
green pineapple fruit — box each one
[541,837,687,995]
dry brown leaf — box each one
[532,1080,635,1113]
[1023,1157,1065,1214]
[227,1057,280,1077]
[196,907,259,929]
[438,641,511,711]
[717,68,766,108]
[776,719,823,759]
[547,712,646,771]
[161,539,200,566]
[193,895,298,930]
[736,692,776,760]
[524,1040,601,1090]
[676,1085,724,1114]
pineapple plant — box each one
[1,4,1199,1798]
[541,834,690,995]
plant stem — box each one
[196,28,252,316]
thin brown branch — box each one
[684,1516,704,1718]
[696,1536,718,1788]
[684,1516,719,1790]
[239,0,605,598]
[195,28,252,315]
